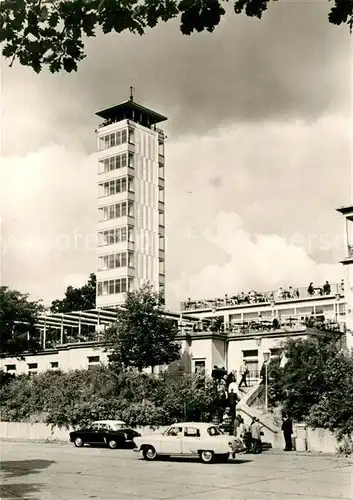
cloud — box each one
[0,2,350,309]
[0,145,96,305]
[167,211,342,308]
[0,113,349,309]
[1,1,350,156]
[63,274,90,289]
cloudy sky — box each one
[0,1,352,309]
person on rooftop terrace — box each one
[323,280,331,295]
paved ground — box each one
[0,441,352,500]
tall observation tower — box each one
[95,91,167,308]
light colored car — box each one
[134,422,243,463]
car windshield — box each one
[109,423,127,431]
[163,426,183,436]
[207,426,223,436]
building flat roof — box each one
[336,204,353,215]
[96,99,167,125]
[35,307,199,330]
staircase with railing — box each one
[236,383,283,449]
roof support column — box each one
[78,312,82,341]
[43,318,47,350]
[60,314,64,345]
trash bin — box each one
[295,423,307,452]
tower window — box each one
[99,153,128,174]
[98,129,128,151]
[97,278,128,296]
[98,252,128,271]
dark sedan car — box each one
[69,420,141,449]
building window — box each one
[158,141,164,157]
[296,306,314,316]
[193,359,206,373]
[98,251,128,271]
[245,360,259,378]
[242,350,258,358]
[159,259,165,276]
[159,236,165,250]
[159,163,164,179]
[98,152,128,174]
[128,252,134,268]
[243,312,260,320]
[159,188,164,203]
[50,362,59,369]
[97,278,127,296]
[98,176,128,198]
[128,127,135,145]
[6,364,16,372]
[159,236,165,251]
[158,211,165,227]
[88,356,100,363]
[28,363,38,374]
[98,201,134,221]
[98,226,128,246]
[99,129,128,150]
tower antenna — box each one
[129,86,134,101]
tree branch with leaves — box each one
[104,283,180,372]
[0,0,351,74]
[0,285,44,357]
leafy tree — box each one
[0,0,351,74]
[0,286,43,357]
[104,284,180,372]
[50,273,96,313]
[268,337,353,438]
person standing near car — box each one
[228,387,238,427]
[251,418,262,454]
[281,414,293,451]
[242,421,253,453]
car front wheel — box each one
[74,437,84,448]
[200,450,214,464]
[143,445,157,461]
[108,439,118,449]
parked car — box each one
[69,420,140,449]
[134,422,245,463]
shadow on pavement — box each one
[0,482,43,499]
[0,459,55,499]
[140,456,253,464]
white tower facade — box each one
[95,97,166,308]
[337,204,353,353]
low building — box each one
[0,284,346,377]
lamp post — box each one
[263,352,270,412]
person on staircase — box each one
[238,361,249,389]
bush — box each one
[337,436,353,456]
[0,365,218,430]
[268,338,353,439]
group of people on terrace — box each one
[189,315,301,335]
[182,280,341,311]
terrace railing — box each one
[181,283,341,311]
